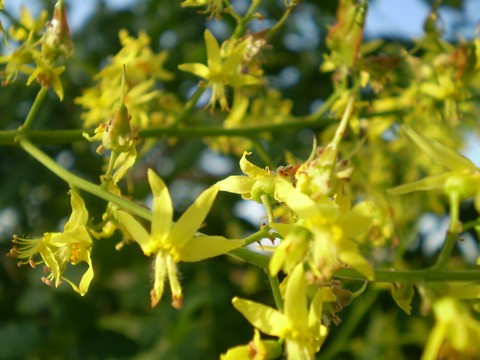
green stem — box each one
[266,6,293,40]
[261,194,275,225]
[267,273,284,311]
[171,85,206,127]
[19,137,152,222]
[242,227,272,246]
[102,150,119,189]
[231,0,261,39]
[19,87,48,132]
[330,92,355,149]
[335,267,480,282]
[228,248,270,268]
[431,231,458,270]
[0,108,404,146]
[320,289,379,360]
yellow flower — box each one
[233,264,335,360]
[422,297,480,360]
[388,126,480,232]
[220,329,282,360]
[273,178,374,280]
[218,151,278,204]
[178,30,261,110]
[8,190,94,295]
[26,56,65,100]
[117,169,244,308]
[76,29,174,128]
[181,0,223,19]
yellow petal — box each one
[275,178,321,220]
[340,201,373,238]
[404,127,477,172]
[117,211,152,255]
[217,175,256,194]
[178,63,211,80]
[227,73,261,87]
[148,169,173,244]
[339,240,374,280]
[387,173,451,196]
[64,190,88,232]
[232,297,289,337]
[205,29,221,70]
[170,185,219,249]
[284,264,308,332]
[178,236,244,262]
[77,253,94,296]
[240,152,269,178]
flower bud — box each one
[102,103,133,152]
[42,0,73,60]
[102,66,134,153]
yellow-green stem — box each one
[19,87,48,132]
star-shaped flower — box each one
[233,264,335,360]
[117,169,244,308]
[178,30,261,110]
[273,178,374,280]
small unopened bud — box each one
[43,0,73,60]
[102,65,133,153]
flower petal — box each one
[117,211,152,255]
[64,190,88,232]
[387,173,452,196]
[240,152,269,178]
[275,178,321,220]
[205,29,221,71]
[284,264,309,332]
[148,169,173,244]
[178,63,211,80]
[232,297,288,337]
[177,236,244,262]
[216,175,256,195]
[340,201,374,238]
[170,185,219,249]
[404,127,477,172]
[227,73,261,87]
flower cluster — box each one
[219,102,375,358]
[0,0,71,99]
[76,29,174,128]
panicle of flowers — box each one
[76,29,174,128]
[0,1,71,99]
[84,65,139,186]
[7,189,94,295]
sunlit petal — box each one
[178,235,244,262]
[170,185,219,249]
[117,211,152,255]
[404,127,477,172]
[232,297,289,337]
[148,169,173,244]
